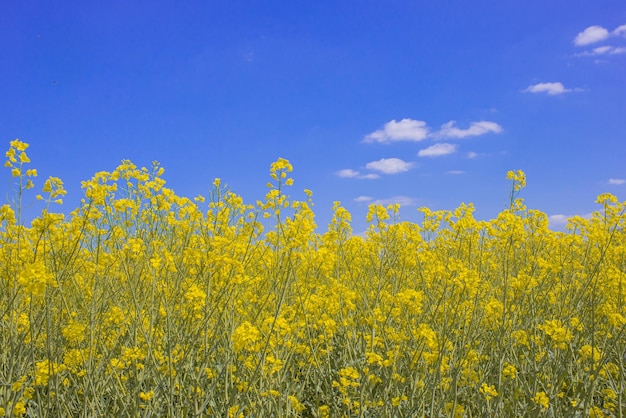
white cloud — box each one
[418,143,457,157]
[608,46,626,54]
[549,213,593,229]
[360,173,381,180]
[447,170,465,175]
[364,118,502,144]
[433,120,502,139]
[336,169,360,178]
[467,151,478,159]
[576,45,626,56]
[608,178,626,185]
[548,214,570,227]
[365,158,414,174]
[523,82,578,95]
[574,25,610,46]
[593,45,614,55]
[614,24,626,37]
[371,196,418,207]
[363,119,430,143]
[573,24,626,58]
[335,168,380,180]
[354,196,373,202]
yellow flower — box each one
[391,395,407,406]
[318,405,330,418]
[139,390,154,401]
[22,386,33,399]
[35,359,64,386]
[506,169,526,190]
[62,320,87,344]
[5,147,16,163]
[538,319,572,349]
[10,139,29,151]
[531,391,549,409]
[228,405,243,418]
[17,261,56,296]
[270,157,293,174]
[479,383,498,401]
[365,351,383,366]
[288,395,305,412]
[589,406,605,417]
[11,376,27,392]
[231,321,261,352]
[12,401,26,417]
[503,363,518,380]
[63,349,88,371]
[445,402,466,418]
[339,367,359,380]
[578,344,602,362]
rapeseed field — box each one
[1,139,624,417]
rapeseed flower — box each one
[532,391,549,409]
[2,143,625,416]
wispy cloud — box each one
[608,178,625,185]
[363,119,429,143]
[614,24,626,37]
[548,214,570,227]
[447,170,465,175]
[418,143,457,157]
[523,82,581,95]
[574,25,610,46]
[575,45,626,56]
[433,120,502,139]
[371,196,419,207]
[335,168,380,180]
[336,158,415,179]
[354,195,418,207]
[335,169,360,178]
[548,213,593,229]
[467,151,479,159]
[365,158,415,174]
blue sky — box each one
[2,1,625,232]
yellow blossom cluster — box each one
[1,140,624,416]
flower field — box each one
[1,139,625,417]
